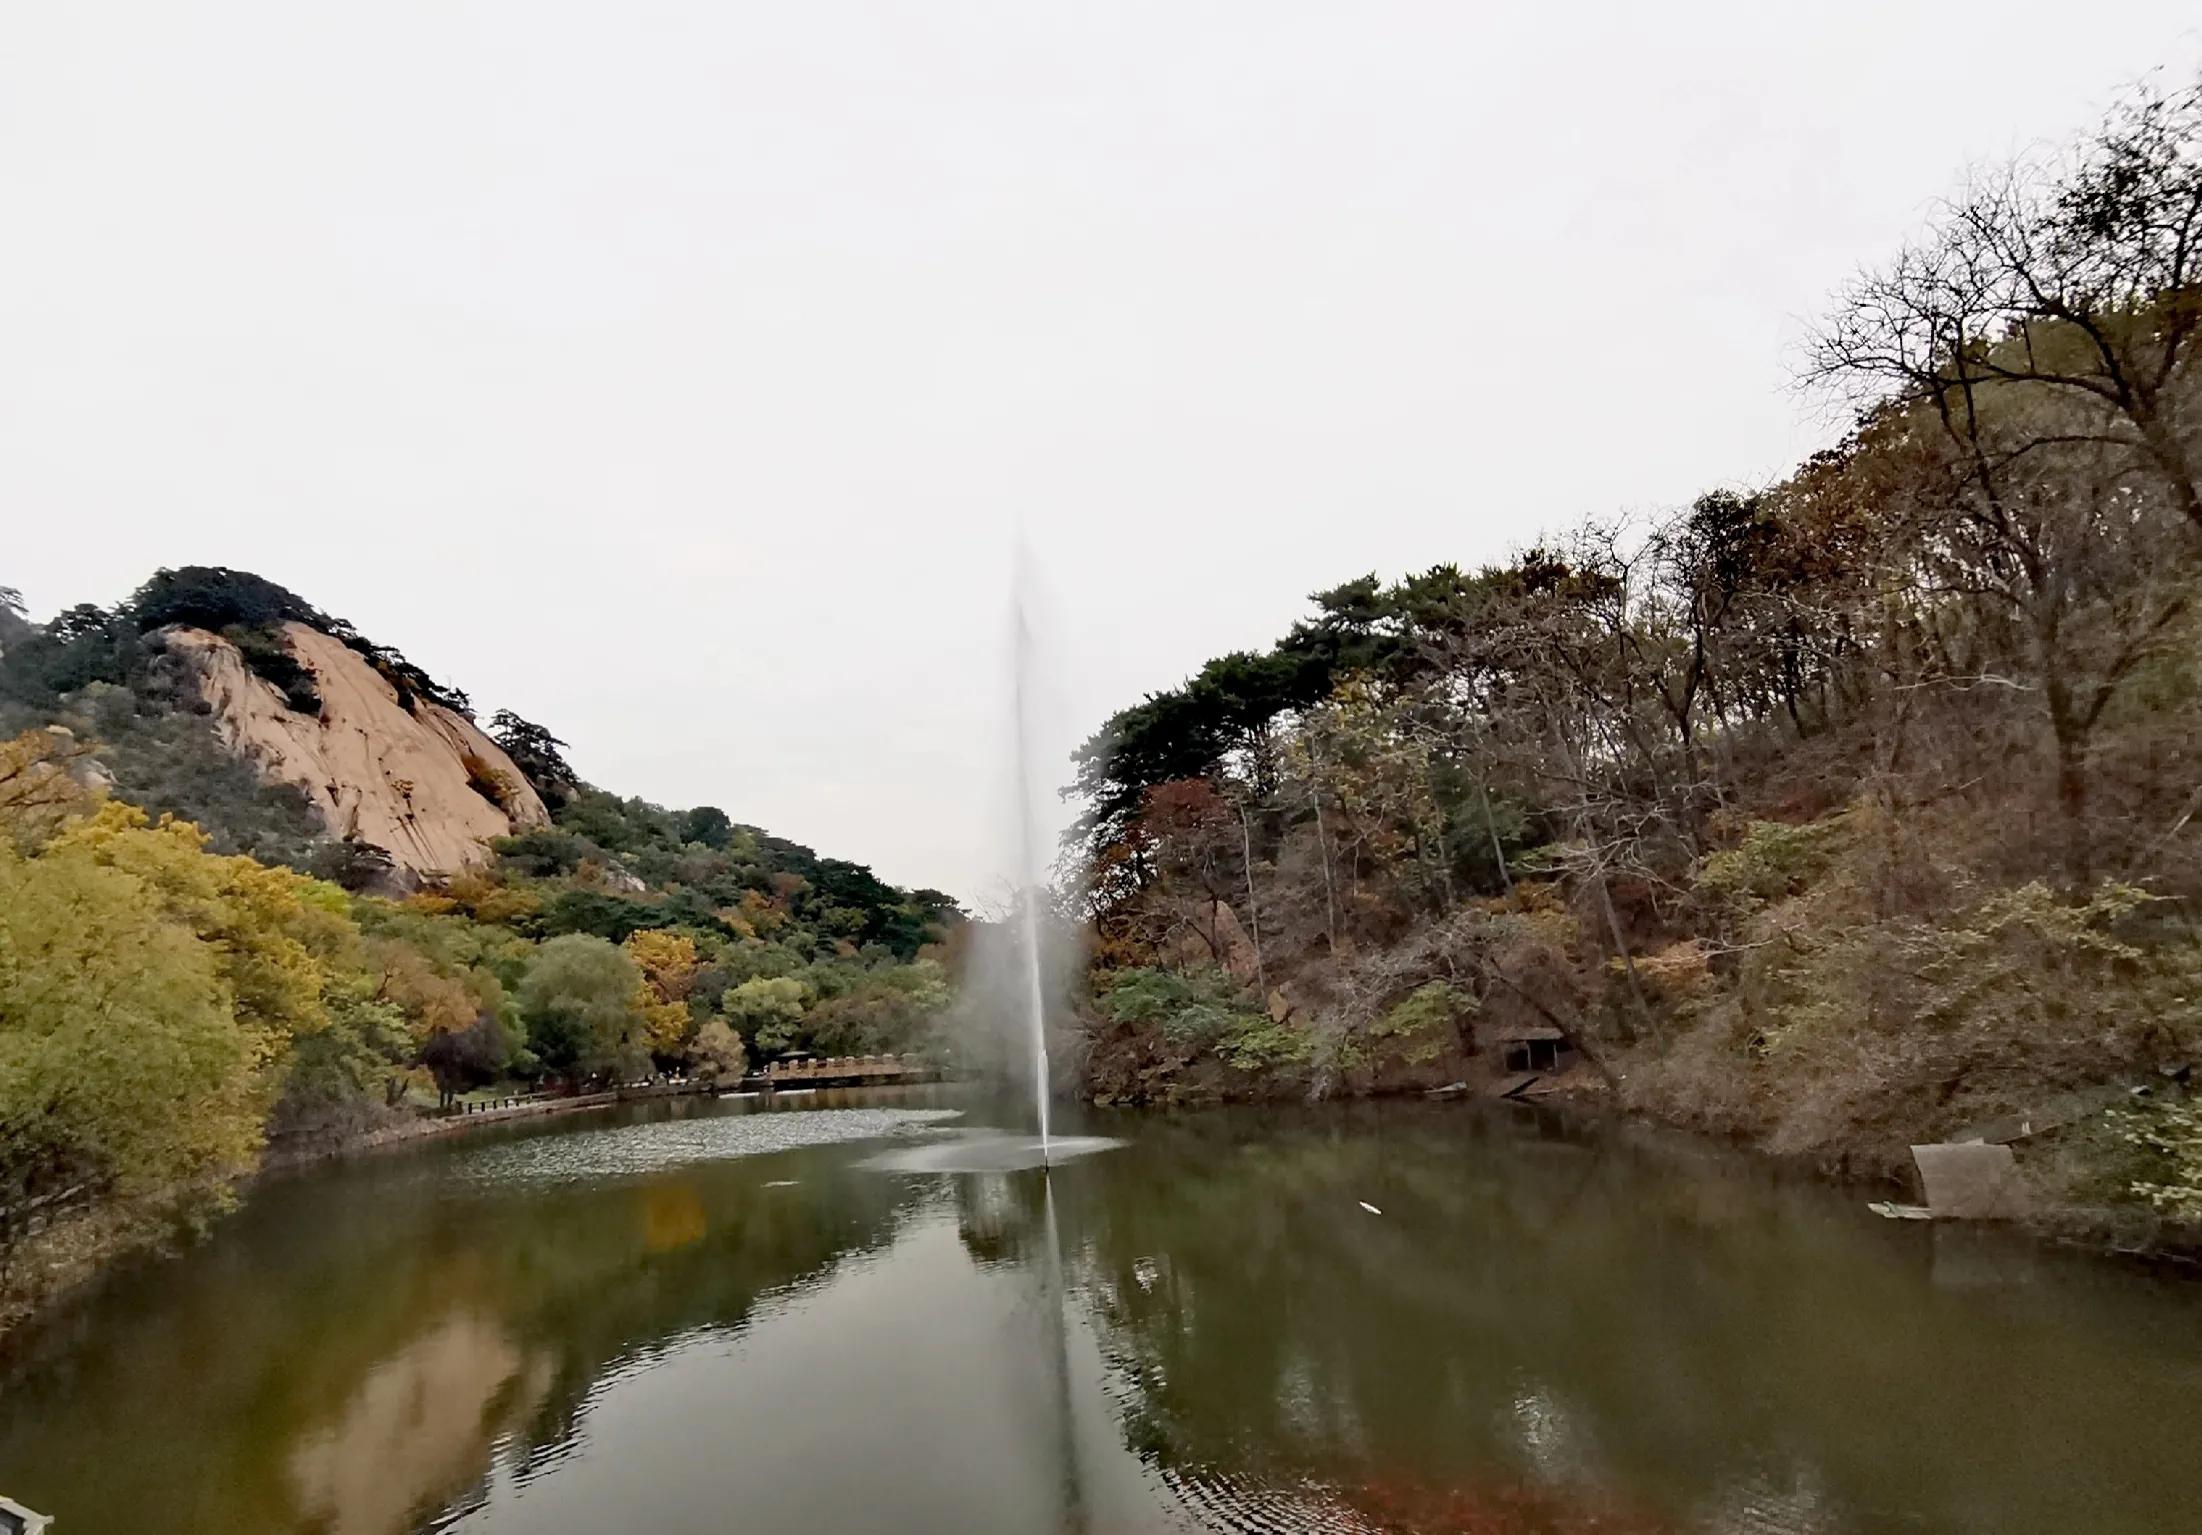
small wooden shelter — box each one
[1497,1026,1571,1075]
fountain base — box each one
[860,1132,1124,1173]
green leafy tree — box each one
[535,888,665,943]
[489,711,578,805]
[517,934,650,1083]
[722,976,810,1055]
[680,805,734,849]
[802,960,951,1057]
[275,976,412,1130]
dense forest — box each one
[0,566,959,1328]
[1063,73,2202,1235]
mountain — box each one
[163,620,548,880]
[0,565,956,950]
[3,566,588,885]
[0,565,961,1331]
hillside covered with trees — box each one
[0,567,959,1329]
[1063,73,2202,1236]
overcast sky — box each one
[5,4,2198,903]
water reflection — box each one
[0,1095,946,1534]
[289,1309,550,1535]
[1058,1105,2202,1534]
[2,1094,2201,1535]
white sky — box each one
[5,4,2199,903]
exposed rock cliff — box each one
[1169,895,1264,985]
[164,621,549,878]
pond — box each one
[3,1090,2200,1534]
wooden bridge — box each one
[747,1053,942,1090]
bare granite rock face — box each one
[164,621,549,878]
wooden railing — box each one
[762,1054,936,1085]
[403,1056,942,1121]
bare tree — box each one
[1810,70,2202,535]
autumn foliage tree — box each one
[1062,69,2202,1205]
[625,928,702,1059]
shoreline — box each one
[234,1066,2202,1275]
[3,1077,951,1345]
[10,1073,2193,1351]
[264,1063,956,1173]
[258,1081,711,1174]
[1087,1070,2202,1272]
[0,1086,705,1346]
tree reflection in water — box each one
[5,1095,2202,1535]
[1051,1104,2202,1535]
[0,1097,939,1535]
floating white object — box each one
[0,1493,53,1535]
[1358,1201,1382,1215]
[1911,1142,2028,1219]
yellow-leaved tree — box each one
[0,727,98,848]
[47,802,356,1068]
[0,837,266,1255]
[624,929,701,1058]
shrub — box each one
[222,624,320,714]
[459,752,520,813]
[1696,816,1846,916]
[1688,875,2202,1170]
[1368,980,1466,1066]
[690,1019,747,1080]
[1096,966,1264,1045]
[60,684,333,873]
[494,827,592,878]
[1092,965,1315,1073]
[2110,1100,2202,1221]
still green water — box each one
[3,1091,2200,1534]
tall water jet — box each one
[1012,547,1052,1160]
[865,543,1123,1174]
[1021,890,1052,1159]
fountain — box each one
[1013,558,1053,1161]
[860,541,1119,1175]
